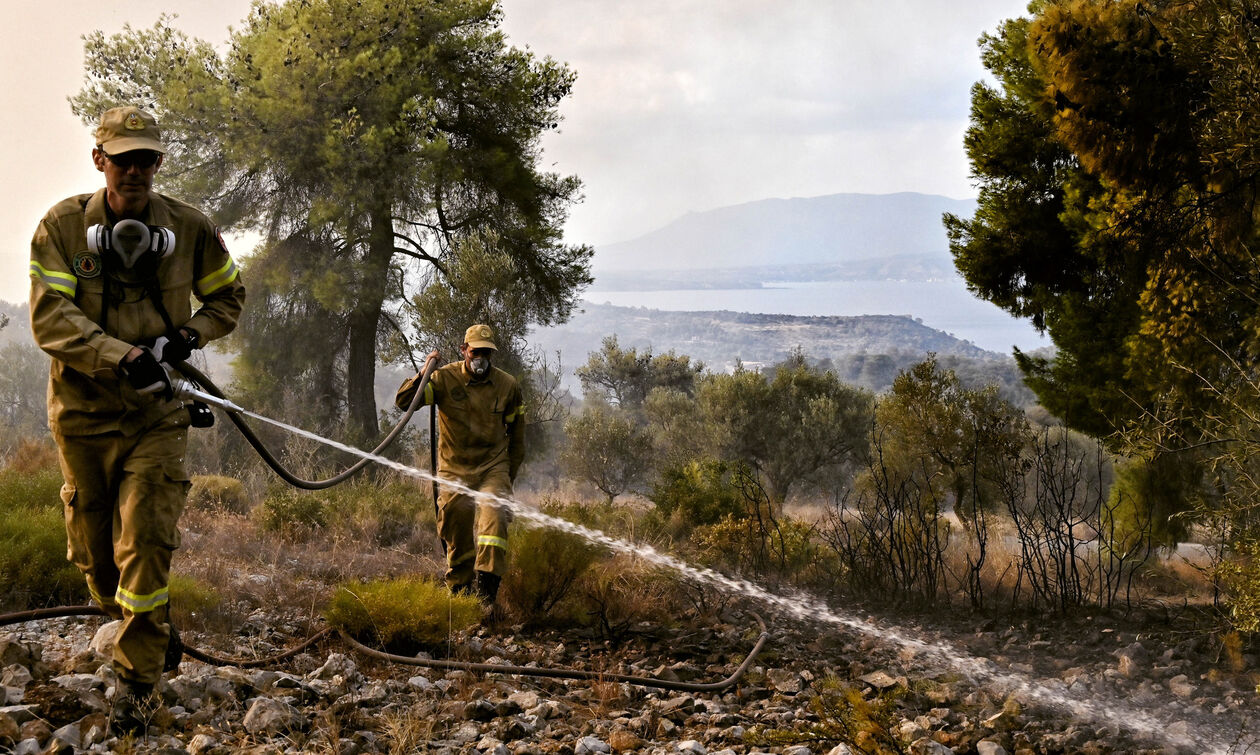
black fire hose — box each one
[0,606,768,692]
[337,614,770,693]
[172,356,437,490]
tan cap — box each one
[463,324,497,351]
[95,106,165,155]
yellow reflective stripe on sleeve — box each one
[506,403,525,423]
[424,383,434,405]
[196,257,239,295]
[115,585,170,613]
[30,261,78,297]
[477,535,508,551]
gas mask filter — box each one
[86,219,175,270]
[471,356,491,376]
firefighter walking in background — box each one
[396,324,526,612]
[29,106,245,734]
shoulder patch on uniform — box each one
[214,227,229,253]
[72,251,102,279]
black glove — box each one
[150,330,196,365]
[121,348,173,398]
[187,401,215,428]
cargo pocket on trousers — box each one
[151,457,190,551]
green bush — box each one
[0,465,63,510]
[325,577,480,653]
[0,467,85,611]
[188,475,251,515]
[1221,538,1260,633]
[651,459,746,528]
[254,487,329,534]
[323,480,430,547]
[169,573,223,618]
[253,479,430,545]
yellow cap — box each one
[95,106,165,155]
[463,324,497,351]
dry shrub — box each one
[187,474,251,515]
[4,438,59,475]
[379,705,438,754]
[750,675,905,752]
[325,576,480,653]
[501,523,602,625]
[576,556,680,640]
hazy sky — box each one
[1,0,1030,304]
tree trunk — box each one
[345,207,395,442]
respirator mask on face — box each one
[470,356,491,376]
[86,219,175,270]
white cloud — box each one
[0,0,1030,302]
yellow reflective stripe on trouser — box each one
[478,535,508,551]
[196,257,239,295]
[30,261,78,297]
[450,549,476,566]
[116,585,169,613]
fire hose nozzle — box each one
[172,378,245,414]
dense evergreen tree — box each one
[947,0,1259,440]
[72,0,591,439]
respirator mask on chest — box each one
[86,219,175,271]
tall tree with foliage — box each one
[946,0,1259,440]
[695,353,874,503]
[71,0,591,440]
[575,335,703,410]
[873,356,1030,522]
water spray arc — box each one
[161,369,1234,753]
[7,364,1237,752]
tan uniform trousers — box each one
[55,409,190,685]
[437,465,512,590]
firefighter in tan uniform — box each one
[395,324,526,606]
[29,106,245,733]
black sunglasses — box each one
[100,149,161,170]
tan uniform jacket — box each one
[395,361,526,479]
[29,189,246,436]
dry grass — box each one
[379,704,439,754]
[173,500,445,636]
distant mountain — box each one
[594,192,976,274]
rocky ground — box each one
[1,602,1258,755]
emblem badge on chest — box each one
[72,251,102,279]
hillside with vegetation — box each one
[2,0,1259,753]
[532,302,1036,403]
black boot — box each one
[109,678,157,737]
[163,624,184,673]
[474,571,501,605]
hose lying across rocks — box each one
[0,606,769,693]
